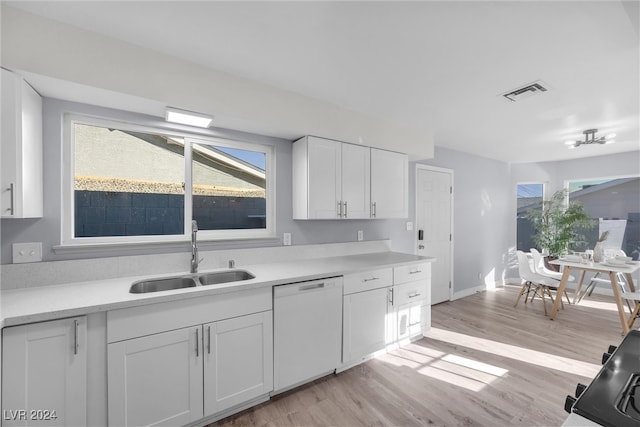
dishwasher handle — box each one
[274,278,342,297]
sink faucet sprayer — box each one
[191,220,203,273]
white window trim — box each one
[60,113,276,248]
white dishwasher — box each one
[273,276,343,394]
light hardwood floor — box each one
[210,285,630,427]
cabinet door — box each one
[1,69,43,218]
[341,143,370,219]
[342,287,390,365]
[370,148,408,218]
[107,326,203,427]
[203,311,273,416]
[2,317,87,427]
[307,137,341,219]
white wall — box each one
[1,5,433,159]
[0,98,413,264]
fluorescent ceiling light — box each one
[166,107,213,128]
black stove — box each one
[565,330,640,427]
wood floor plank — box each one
[210,285,629,426]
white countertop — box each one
[1,251,433,328]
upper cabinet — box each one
[371,148,408,219]
[293,136,407,220]
[1,68,43,218]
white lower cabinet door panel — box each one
[107,326,203,427]
[342,287,390,366]
[1,317,87,427]
[204,311,273,416]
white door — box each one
[341,143,370,219]
[107,326,203,427]
[342,287,389,365]
[203,311,273,416]
[307,136,341,219]
[371,149,408,218]
[2,317,87,427]
[416,167,453,304]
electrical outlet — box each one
[283,233,292,246]
[12,242,43,264]
[357,230,364,241]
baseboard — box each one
[452,284,487,300]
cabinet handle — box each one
[337,201,343,218]
[371,202,377,218]
[409,270,422,275]
[363,277,379,282]
[207,325,211,355]
[73,319,79,355]
[195,328,200,357]
[389,287,394,305]
[344,201,348,218]
[408,292,421,299]
[6,183,14,215]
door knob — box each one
[418,245,425,250]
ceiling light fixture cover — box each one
[565,129,616,149]
[166,107,213,128]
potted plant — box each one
[526,189,594,263]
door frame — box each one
[415,164,454,302]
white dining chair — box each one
[530,248,572,305]
[515,251,564,315]
[578,249,632,310]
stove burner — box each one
[618,374,640,421]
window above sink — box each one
[61,114,276,248]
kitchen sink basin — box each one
[198,270,255,286]
[129,276,197,294]
[129,270,255,293]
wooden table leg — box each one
[572,270,587,304]
[625,273,636,292]
[610,271,629,335]
[550,266,571,320]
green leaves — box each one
[526,189,595,257]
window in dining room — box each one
[568,176,640,260]
[516,183,544,251]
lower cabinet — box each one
[204,312,273,415]
[108,311,272,427]
[107,326,203,427]
[1,317,87,427]
[342,263,431,370]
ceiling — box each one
[5,1,640,163]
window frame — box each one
[61,113,275,247]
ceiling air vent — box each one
[502,81,548,102]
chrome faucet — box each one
[190,220,201,273]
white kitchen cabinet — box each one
[341,268,393,370]
[393,263,431,343]
[107,288,272,426]
[204,311,273,416]
[1,317,87,427]
[1,68,43,218]
[107,326,203,427]
[370,148,408,218]
[292,136,370,219]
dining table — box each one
[549,258,640,335]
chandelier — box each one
[565,129,616,149]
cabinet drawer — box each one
[343,268,393,295]
[394,263,430,285]
[107,287,271,343]
[394,281,427,306]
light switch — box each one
[12,242,43,263]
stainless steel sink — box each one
[198,270,255,286]
[129,276,197,294]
